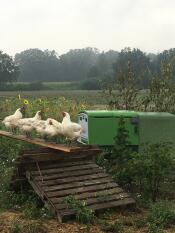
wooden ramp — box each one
[11,147,135,222]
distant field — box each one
[15,82,73,84]
[8,81,79,90]
[0,90,105,105]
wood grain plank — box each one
[39,173,109,186]
[55,192,130,210]
[43,177,114,192]
[0,130,101,153]
[34,167,104,181]
[60,198,135,218]
[31,164,99,176]
[46,182,118,198]
[50,187,124,204]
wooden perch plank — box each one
[0,130,100,153]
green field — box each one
[0,90,105,105]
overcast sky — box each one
[1,0,175,56]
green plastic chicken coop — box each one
[78,110,175,148]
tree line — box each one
[1,47,175,89]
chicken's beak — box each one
[61,112,66,117]
[20,106,26,114]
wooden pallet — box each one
[11,148,135,222]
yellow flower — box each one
[18,94,21,100]
[81,104,86,110]
[59,96,66,101]
[23,99,29,105]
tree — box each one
[102,61,139,110]
[87,50,118,79]
[59,47,99,81]
[155,48,175,78]
[15,49,60,82]
[143,62,175,112]
[0,51,19,85]
[113,47,152,88]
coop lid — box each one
[137,112,175,118]
[79,110,138,117]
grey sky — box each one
[1,0,175,56]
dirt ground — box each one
[0,210,175,233]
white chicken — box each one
[18,110,43,137]
[61,112,84,144]
[34,118,63,140]
[2,107,25,133]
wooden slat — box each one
[55,192,130,210]
[23,152,98,162]
[43,177,114,192]
[21,148,55,154]
[60,198,135,218]
[20,160,94,172]
[31,163,99,176]
[34,160,93,170]
[46,182,118,198]
[0,130,101,153]
[50,187,124,204]
[39,173,109,186]
[34,167,104,181]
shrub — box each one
[147,222,163,233]
[97,117,174,201]
[98,116,134,189]
[80,78,101,90]
[128,142,174,201]
[64,195,95,224]
[147,201,175,228]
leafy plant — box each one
[128,142,174,201]
[64,195,95,224]
[99,116,134,189]
[147,222,163,233]
[147,201,175,228]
